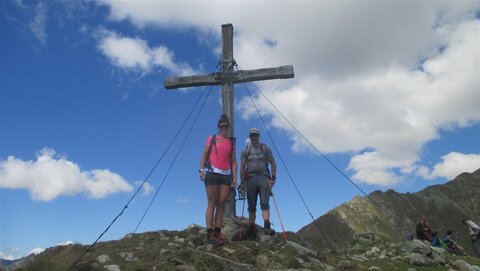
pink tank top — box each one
[206,135,234,170]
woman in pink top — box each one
[199,114,237,245]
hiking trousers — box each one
[246,175,270,213]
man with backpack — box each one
[239,128,277,238]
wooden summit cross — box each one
[164,24,294,218]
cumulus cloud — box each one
[95,28,195,75]
[418,152,480,180]
[95,1,480,186]
[176,198,189,204]
[29,2,47,44]
[135,181,154,196]
[0,148,133,202]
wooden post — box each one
[221,24,236,218]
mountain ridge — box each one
[297,169,480,256]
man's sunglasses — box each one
[249,134,259,138]
[219,124,229,129]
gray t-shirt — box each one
[240,143,273,174]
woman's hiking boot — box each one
[208,228,228,246]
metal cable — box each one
[73,83,213,266]
[134,85,214,232]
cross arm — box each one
[231,65,294,84]
[164,72,221,89]
[164,65,294,90]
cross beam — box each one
[164,24,294,218]
[164,65,294,89]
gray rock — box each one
[284,241,319,258]
[364,246,381,257]
[259,234,275,245]
[408,252,437,266]
[176,265,196,271]
[338,259,352,269]
[174,236,185,243]
[119,252,138,262]
[222,247,235,254]
[256,254,269,268]
[267,260,284,269]
[406,240,432,255]
[96,254,110,264]
[104,264,121,271]
[453,260,480,271]
[431,251,446,265]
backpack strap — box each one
[245,142,270,176]
[204,135,216,170]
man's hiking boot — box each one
[245,225,257,241]
[264,222,276,236]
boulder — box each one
[408,252,438,266]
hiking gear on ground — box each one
[239,195,246,240]
[237,185,246,200]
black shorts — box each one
[205,172,232,186]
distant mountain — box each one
[0,253,37,271]
[0,258,14,268]
[297,169,480,256]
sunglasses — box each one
[219,124,229,129]
[249,134,259,138]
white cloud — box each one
[135,181,154,196]
[0,148,133,202]
[176,198,189,204]
[94,1,480,186]
[0,251,15,261]
[29,2,47,44]
[95,28,195,75]
[418,152,480,180]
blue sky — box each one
[1,0,480,260]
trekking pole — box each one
[238,185,246,240]
[269,187,288,241]
[240,197,246,240]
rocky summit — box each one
[298,169,480,256]
[4,169,480,270]
[5,217,480,271]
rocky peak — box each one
[12,217,480,271]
